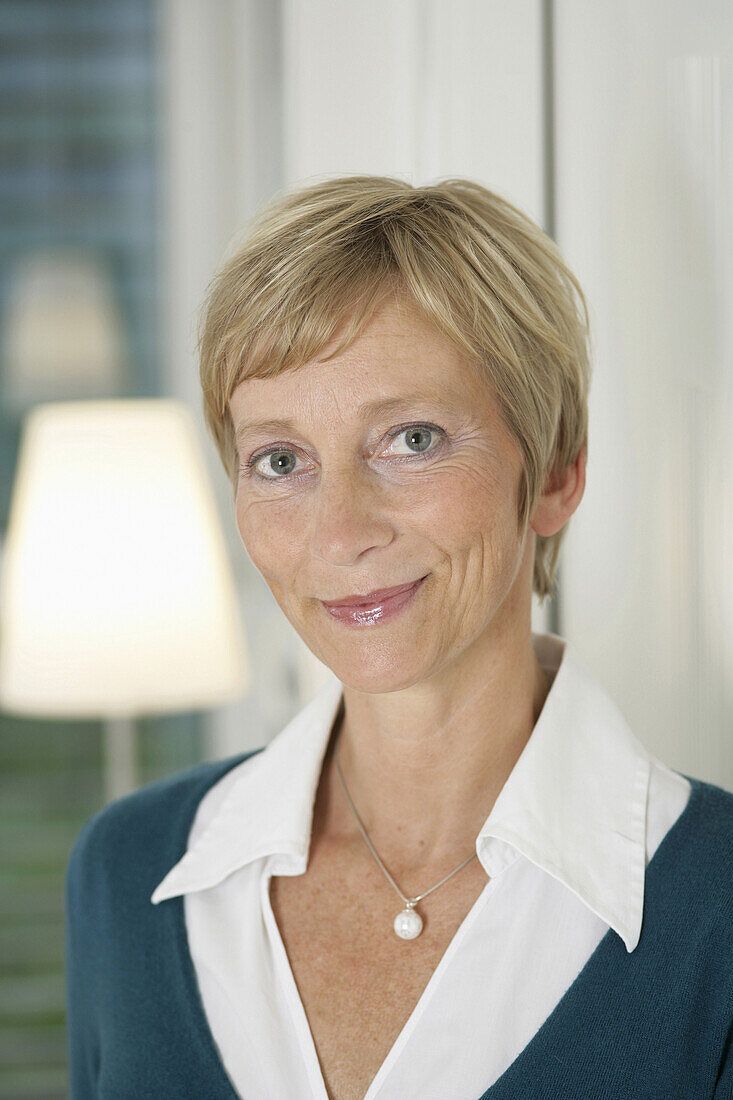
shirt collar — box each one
[151,632,651,953]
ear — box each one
[530,444,587,539]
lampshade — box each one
[0,399,249,719]
[1,249,127,414]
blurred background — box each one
[0,1,731,1095]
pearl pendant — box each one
[393,903,423,940]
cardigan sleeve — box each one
[64,819,102,1098]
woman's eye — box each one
[248,449,303,480]
[246,423,444,481]
[387,424,443,458]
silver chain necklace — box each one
[334,746,478,940]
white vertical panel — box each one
[555,1,733,787]
[282,0,421,181]
[160,0,284,408]
[159,0,240,413]
[416,0,544,223]
[281,0,543,215]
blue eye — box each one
[249,450,300,479]
[389,424,440,457]
[245,423,444,482]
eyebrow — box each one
[233,393,448,445]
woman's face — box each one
[229,294,535,691]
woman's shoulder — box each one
[662,773,733,921]
[66,748,264,896]
[683,772,733,838]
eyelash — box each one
[243,422,446,483]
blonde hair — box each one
[198,174,592,603]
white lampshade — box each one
[1,249,127,413]
[0,399,249,719]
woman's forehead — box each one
[231,354,488,421]
[230,297,491,412]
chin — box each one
[321,641,430,695]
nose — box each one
[309,461,394,565]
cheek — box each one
[234,496,300,581]
[396,458,494,525]
[429,461,514,540]
[437,466,522,589]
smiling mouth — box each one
[321,576,428,608]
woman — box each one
[65,175,733,1099]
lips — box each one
[321,577,426,608]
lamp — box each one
[0,399,249,802]
[1,248,128,414]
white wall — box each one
[555,0,733,788]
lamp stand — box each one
[103,715,138,803]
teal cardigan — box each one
[65,752,733,1098]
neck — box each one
[314,623,552,875]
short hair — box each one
[197,174,592,603]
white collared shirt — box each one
[151,633,691,1100]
